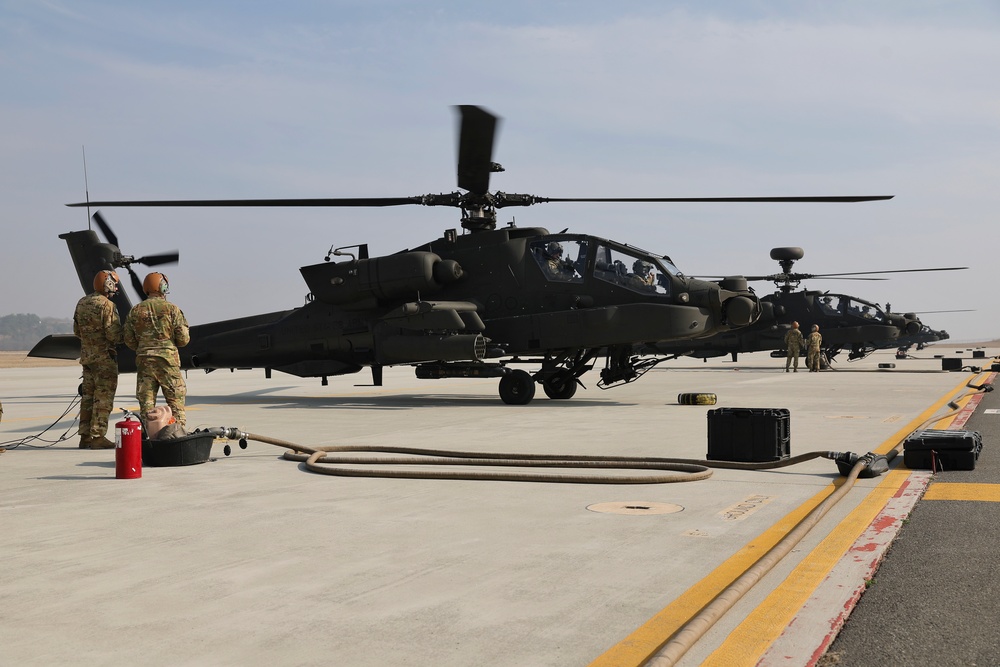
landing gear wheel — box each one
[499,370,536,405]
[543,372,578,400]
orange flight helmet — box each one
[142,272,169,295]
[93,270,120,295]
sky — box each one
[2,1,999,342]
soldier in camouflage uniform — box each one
[541,242,575,281]
[124,272,191,428]
[783,321,804,372]
[74,270,124,449]
[807,324,824,372]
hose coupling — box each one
[201,426,248,441]
[830,451,889,478]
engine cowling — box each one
[300,252,463,305]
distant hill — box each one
[0,313,73,351]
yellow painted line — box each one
[589,373,974,667]
[700,469,907,666]
[586,481,842,667]
[924,483,1000,502]
[702,373,976,665]
[933,370,990,430]
[873,373,980,454]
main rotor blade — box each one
[912,309,976,314]
[806,266,968,278]
[68,194,894,209]
[68,197,425,208]
[533,195,895,203]
[802,276,888,281]
[741,274,888,282]
[456,105,500,195]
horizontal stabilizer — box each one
[28,334,81,361]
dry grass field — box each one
[0,351,76,369]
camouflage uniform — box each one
[807,329,824,372]
[124,296,191,427]
[74,291,123,443]
[784,326,804,371]
[627,272,655,289]
[544,256,574,281]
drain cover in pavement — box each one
[586,501,684,515]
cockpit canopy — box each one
[816,294,886,322]
[529,236,679,297]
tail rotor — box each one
[91,211,179,299]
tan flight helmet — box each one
[93,270,120,296]
[142,272,170,296]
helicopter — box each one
[641,246,967,363]
[889,325,950,358]
[875,308,974,355]
[30,106,892,404]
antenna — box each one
[82,146,91,228]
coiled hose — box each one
[225,431,856,484]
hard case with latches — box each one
[707,407,791,463]
[903,429,982,471]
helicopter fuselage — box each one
[643,289,919,361]
[35,225,762,403]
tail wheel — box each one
[543,371,578,400]
[499,370,536,405]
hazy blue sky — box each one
[3,1,998,342]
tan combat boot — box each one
[87,436,116,450]
[78,435,95,448]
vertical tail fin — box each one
[59,229,135,323]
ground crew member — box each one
[73,270,123,449]
[807,324,823,372]
[124,272,191,428]
[783,321,804,372]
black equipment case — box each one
[707,407,791,462]
[903,430,982,471]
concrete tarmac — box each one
[1,346,995,666]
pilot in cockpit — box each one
[541,242,575,281]
[628,260,656,289]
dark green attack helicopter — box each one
[642,246,966,363]
[31,106,892,403]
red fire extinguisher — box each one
[115,412,143,480]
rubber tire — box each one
[677,392,717,406]
[499,370,536,405]
[543,372,578,400]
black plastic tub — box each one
[143,432,216,467]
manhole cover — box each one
[586,501,684,515]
